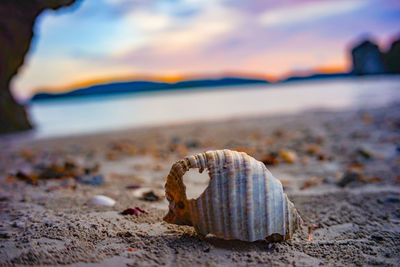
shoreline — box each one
[0,103,399,266]
[21,76,400,139]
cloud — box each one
[111,3,240,57]
[154,6,238,53]
[259,0,367,27]
[125,10,172,32]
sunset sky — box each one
[12,0,400,99]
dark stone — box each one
[370,234,384,242]
[0,0,77,134]
[356,148,373,159]
[377,196,400,204]
[337,172,361,187]
[0,233,10,239]
[351,40,386,75]
[141,191,160,201]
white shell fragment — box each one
[88,195,116,207]
[164,149,303,242]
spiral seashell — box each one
[163,149,302,242]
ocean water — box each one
[29,76,400,138]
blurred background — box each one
[2,0,400,137]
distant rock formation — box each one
[384,38,400,74]
[32,77,269,101]
[351,40,386,75]
[0,0,76,134]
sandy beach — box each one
[0,102,399,266]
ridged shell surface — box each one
[163,149,302,242]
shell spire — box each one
[163,149,302,242]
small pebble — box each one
[279,149,297,164]
[88,195,116,207]
[78,174,104,186]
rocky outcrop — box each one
[0,0,76,134]
[384,38,400,74]
[351,40,386,75]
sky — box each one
[12,0,400,99]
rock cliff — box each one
[384,38,400,74]
[0,0,76,134]
[351,40,386,75]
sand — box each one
[0,103,399,266]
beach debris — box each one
[337,172,361,187]
[110,141,137,155]
[273,128,286,138]
[370,234,384,242]
[125,183,142,190]
[132,187,164,199]
[338,171,382,187]
[0,196,9,202]
[279,149,297,164]
[15,171,38,185]
[78,174,104,186]
[305,143,321,155]
[5,175,14,183]
[185,140,200,148]
[121,207,148,216]
[19,149,35,162]
[307,224,320,241]
[361,113,373,124]
[301,177,323,190]
[347,163,364,172]
[88,195,116,207]
[163,149,303,242]
[106,151,118,160]
[377,196,400,204]
[12,161,106,187]
[361,176,382,183]
[0,233,10,239]
[356,148,373,159]
[261,152,280,166]
[140,191,160,202]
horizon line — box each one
[33,64,348,96]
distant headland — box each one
[31,37,400,101]
[31,77,269,101]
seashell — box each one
[88,195,116,207]
[163,149,302,242]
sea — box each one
[28,76,400,139]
